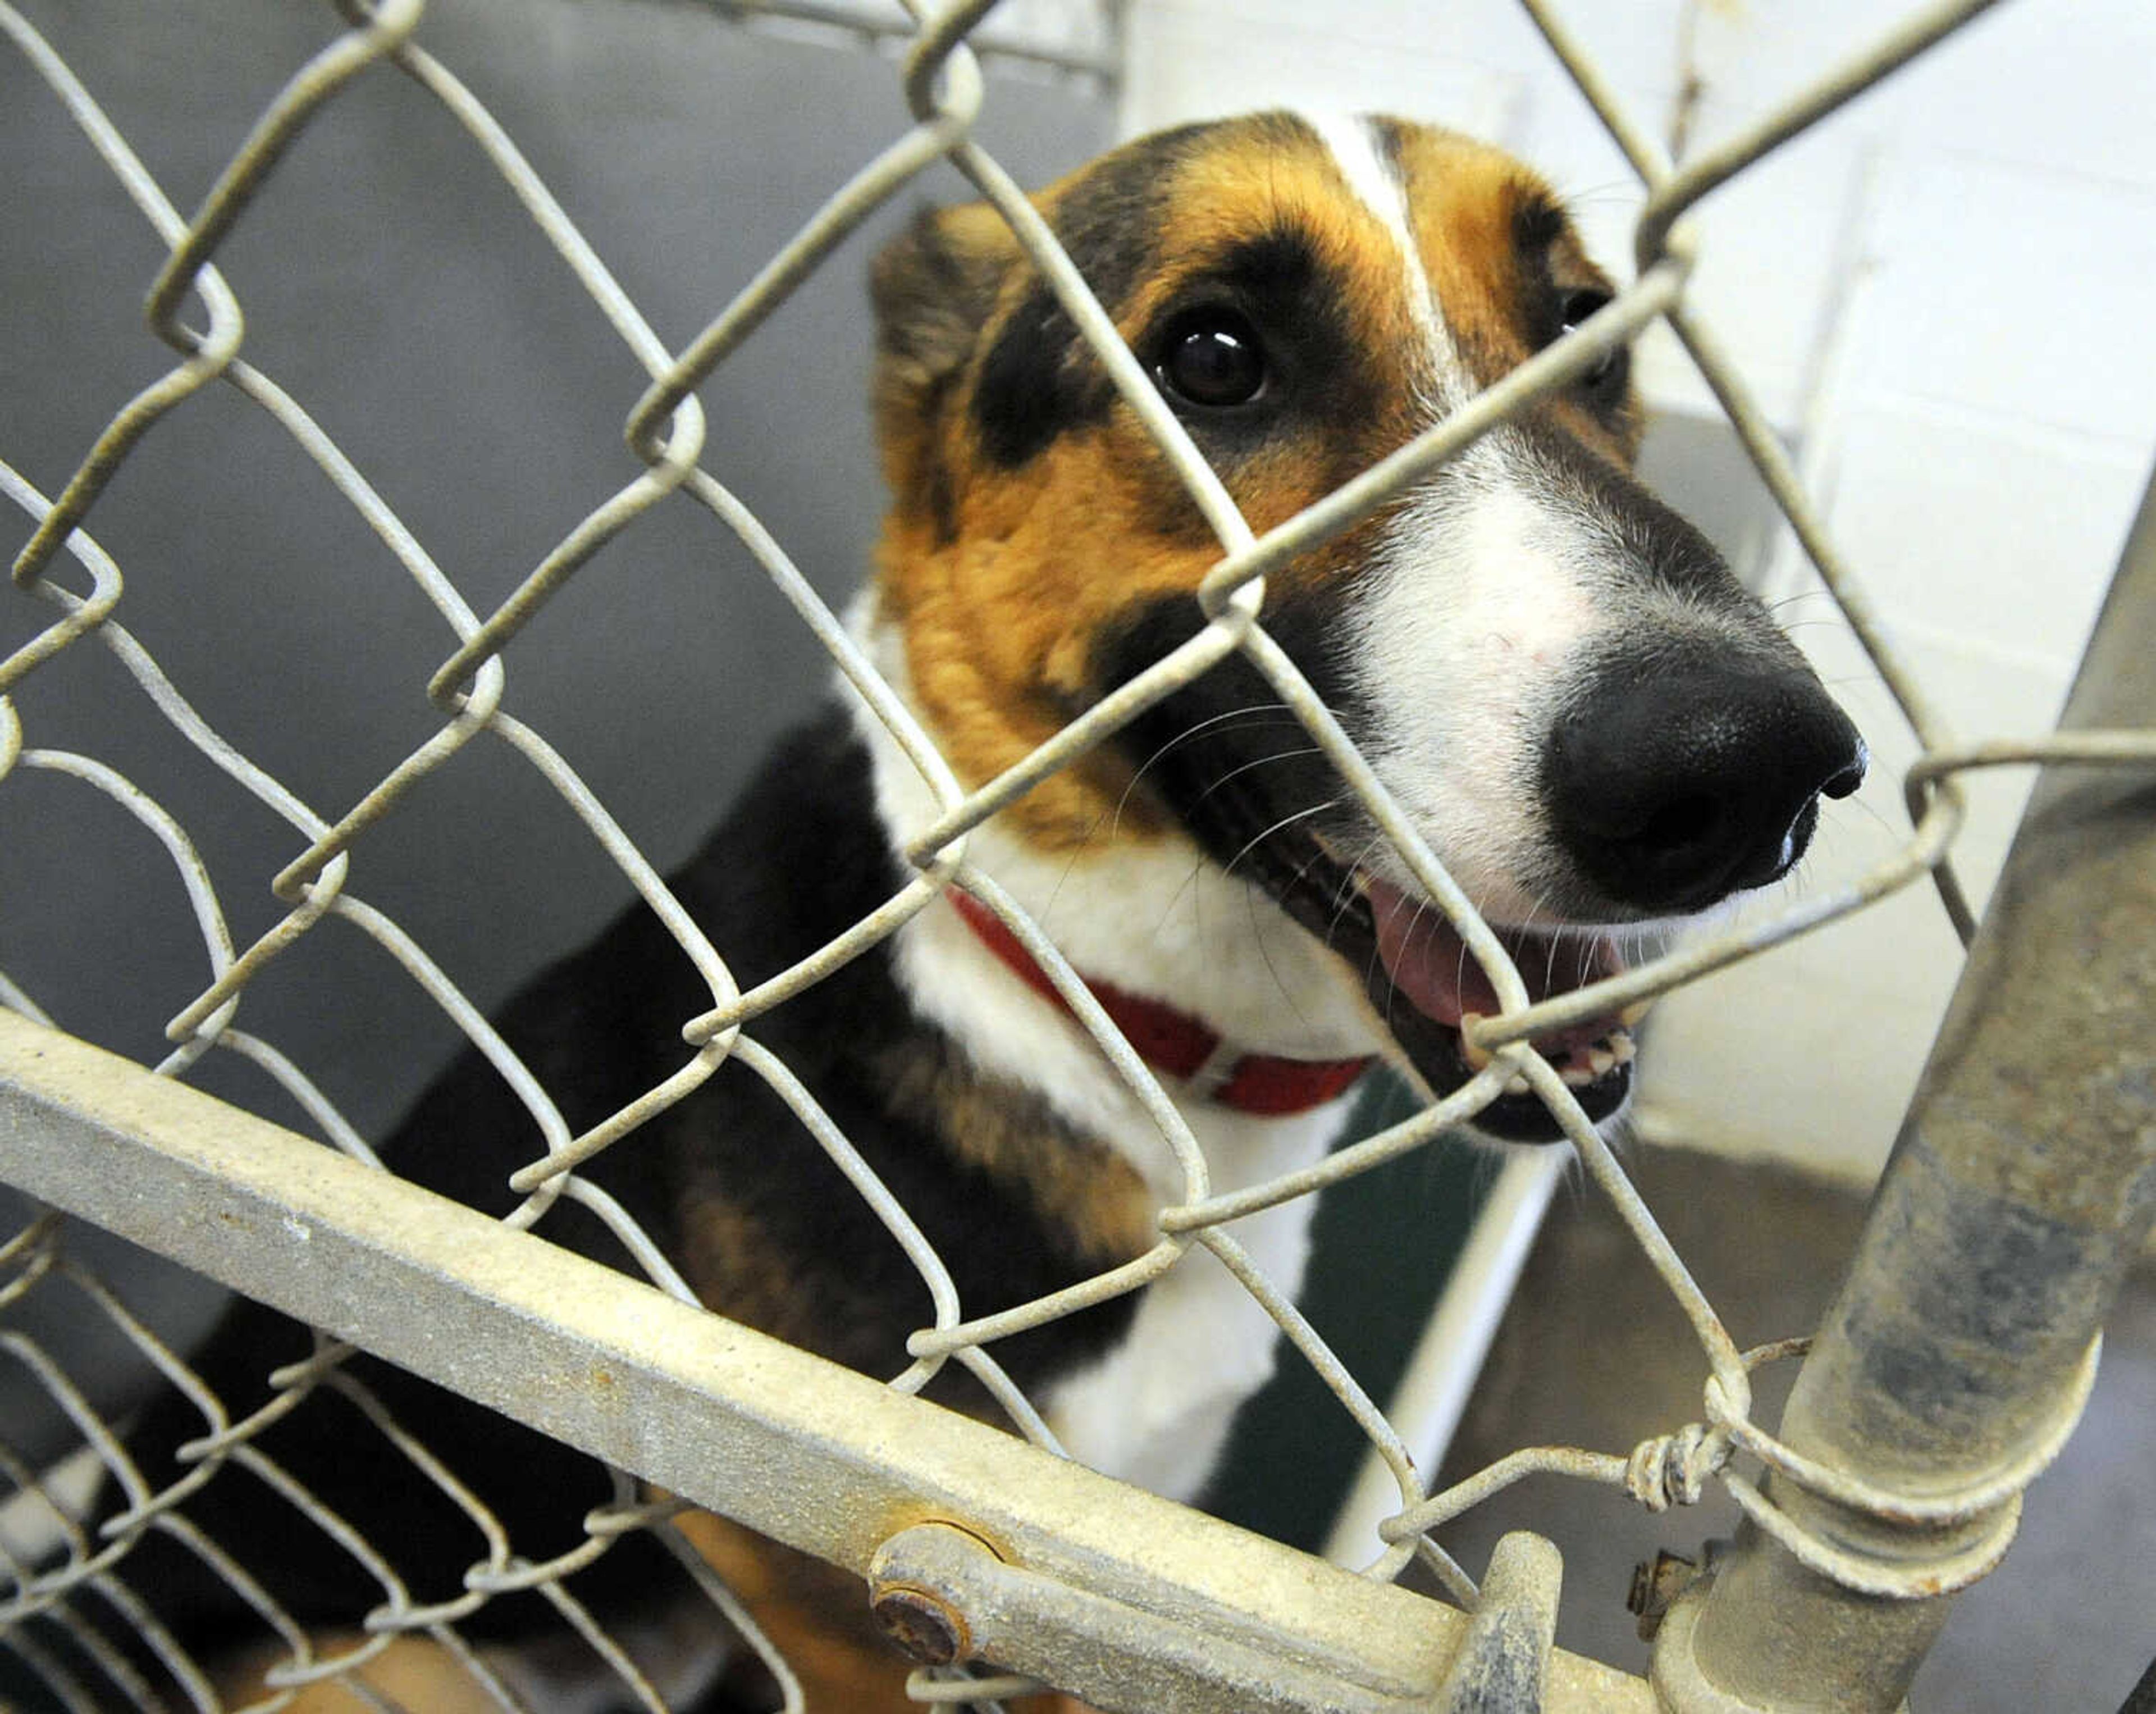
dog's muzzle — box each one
[1544,662,1868,916]
[1260,655,1865,1142]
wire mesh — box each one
[0,0,2151,1709]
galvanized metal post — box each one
[1654,468,2156,1712]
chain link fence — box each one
[1,0,2152,1709]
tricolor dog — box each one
[121,113,1863,1711]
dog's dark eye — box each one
[1559,289,1611,327]
[1557,289,1624,391]
[1154,311,1267,410]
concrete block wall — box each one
[1117,0,2156,1180]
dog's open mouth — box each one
[1356,870,1639,1136]
[1258,840,1640,1141]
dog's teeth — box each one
[1459,1013,1493,1072]
[1587,1046,1616,1077]
[1610,1029,1637,1065]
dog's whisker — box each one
[1764,586,1847,613]
[1237,853,1327,1024]
[1186,746,1327,812]
[1219,799,1345,883]
[1128,704,1299,778]
[1111,704,1302,836]
[1830,791,1901,840]
[1555,176,1647,212]
[1315,832,1386,952]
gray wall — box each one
[0,0,1107,1448]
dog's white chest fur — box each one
[878,794,1356,1498]
[1036,1098,1345,1498]
[852,603,1375,1498]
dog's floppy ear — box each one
[869,201,1018,516]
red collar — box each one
[945,888,1373,1118]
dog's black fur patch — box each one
[1090,587,1373,883]
[112,712,1143,1679]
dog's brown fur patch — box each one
[871,1022,1158,1262]
[870,118,1480,851]
[673,1031,1154,1372]
[1388,124,1641,463]
[216,1635,533,1712]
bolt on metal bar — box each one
[0,1007,1656,1714]
[1431,1531,1563,1713]
[1656,465,2156,1712]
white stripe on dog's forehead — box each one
[1303,111,1459,398]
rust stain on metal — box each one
[870,1581,972,1665]
[1627,1549,1699,1641]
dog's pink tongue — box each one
[1368,877,1495,1026]
[1364,876,1625,1054]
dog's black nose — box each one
[1545,666,1867,914]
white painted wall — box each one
[1117,0,2156,1180]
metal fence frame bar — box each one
[0,1007,1656,1714]
[1652,471,2156,1713]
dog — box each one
[103,111,1863,1712]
